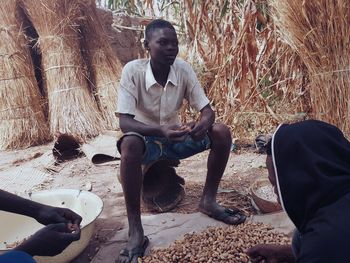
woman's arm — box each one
[0,190,82,226]
[246,244,296,263]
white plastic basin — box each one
[0,189,103,263]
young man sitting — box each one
[115,19,246,263]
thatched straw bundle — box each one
[20,0,104,141]
[0,0,49,150]
[270,0,350,136]
[81,0,122,130]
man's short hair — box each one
[145,19,176,40]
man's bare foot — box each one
[198,199,246,225]
[117,232,149,263]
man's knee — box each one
[120,135,144,158]
[209,123,232,146]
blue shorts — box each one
[0,251,36,263]
[117,132,211,165]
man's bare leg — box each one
[199,123,245,224]
[117,136,145,263]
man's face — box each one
[146,27,179,66]
[266,155,280,204]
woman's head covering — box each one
[271,120,350,232]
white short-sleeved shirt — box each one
[116,58,210,126]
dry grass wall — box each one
[270,0,350,137]
[0,0,49,150]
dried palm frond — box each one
[0,0,49,150]
[20,0,105,141]
[270,0,350,136]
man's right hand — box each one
[14,223,81,257]
[161,124,191,142]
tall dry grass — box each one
[270,0,350,137]
[179,0,309,138]
[0,0,49,150]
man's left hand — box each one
[189,121,210,141]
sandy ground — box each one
[0,143,278,262]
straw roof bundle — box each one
[270,0,350,136]
[20,0,104,140]
[0,0,49,150]
[80,0,123,130]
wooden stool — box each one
[141,159,185,212]
[117,159,185,212]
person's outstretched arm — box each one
[0,190,82,226]
[246,244,296,263]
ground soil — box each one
[0,143,267,262]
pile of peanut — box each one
[142,222,290,263]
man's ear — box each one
[144,39,149,50]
